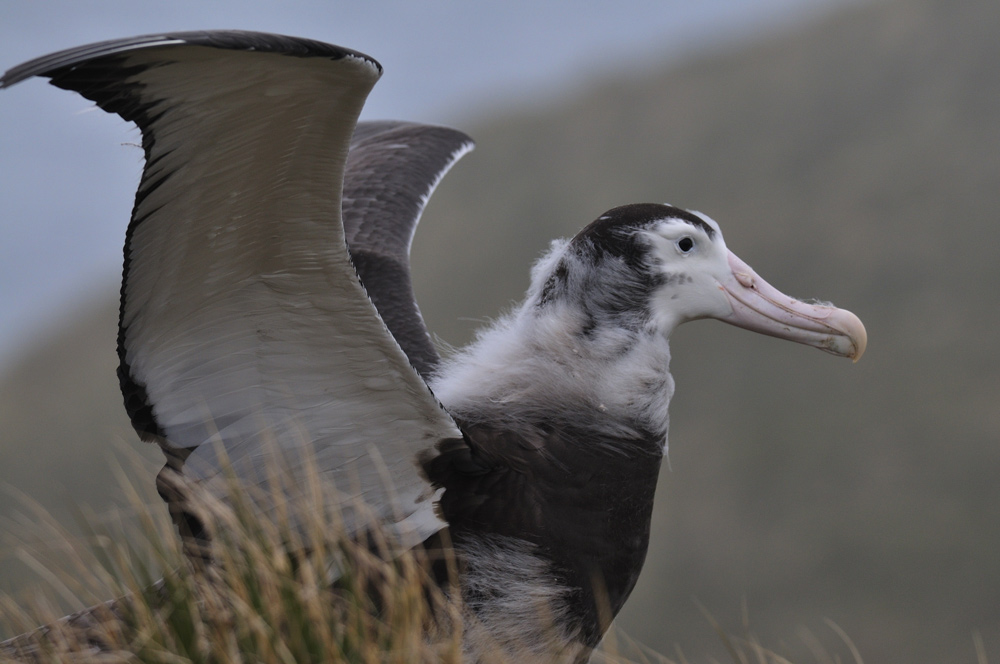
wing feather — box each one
[344,121,474,378]
[3,31,463,542]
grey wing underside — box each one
[345,121,474,379]
[2,31,470,545]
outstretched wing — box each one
[2,31,464,543]
[344,121,474,379]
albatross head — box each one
[536,202,866,362]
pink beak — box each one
[718,251,867,362]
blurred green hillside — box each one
[2,0,998,661]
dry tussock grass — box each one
[0,452,866,663]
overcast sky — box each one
[0,0,859,372]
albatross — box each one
[1,31,866,662]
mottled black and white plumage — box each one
[2,31,866,662]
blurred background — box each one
[1,0,998,661]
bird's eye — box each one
[677,237,694,253]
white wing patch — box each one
[121,47,457,540]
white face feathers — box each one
[641,212,735,332]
